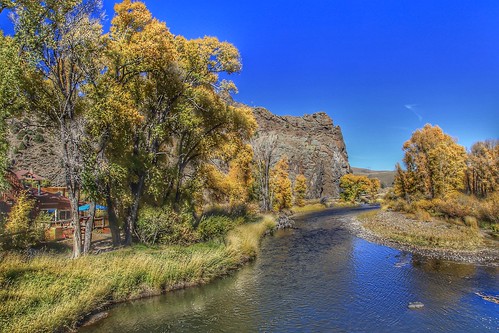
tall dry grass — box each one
[383,192,498,232]
[0,216,276,333]
[291,203,328,214]
[226,215,276,260]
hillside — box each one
[351,167,395,188]
[7,119,65,186]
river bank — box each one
[345,209,499,266]
[0,216,275,333]
[79,207,499,333]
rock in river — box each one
[408,302,424,309]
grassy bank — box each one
[0,216,276,333]
[291,200,364,215]
[292,203,328,214]
[357,210,484,250]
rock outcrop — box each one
[7,121,66,186]
[252,107,350,199]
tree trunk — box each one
[69,193,82,258]
[83,202,96,255]
[105,188,121,247]
[124,174,145,246]
[173,173,184,212]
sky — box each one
[1,0,498,170]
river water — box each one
[81,208,498,332]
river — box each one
[81,207,498,332]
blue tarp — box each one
[78,204,107,211]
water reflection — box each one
[81,209,498,333]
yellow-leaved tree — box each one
[270,156,292,211]
[394,124,467,200]
[4,191,42,249]
[339,174,372,203]
[201,142,255,208]
[293,174,307,207]
[465,140,498,197]
[367,178,381,203]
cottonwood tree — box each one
[394,124,467,201]
[162,37,256,212]
[202,142,255,209]
[225,143,255,206]
[339,174,372,203]
[270,156,292,211]
[99,1,255,243]
[367,177,381,203]
[251,133,278,211]
[0,1,14,13]
[293,174,307,207]
[10,0,103,257]
[465,140,498,197]
[92,0,180,245]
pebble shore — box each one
[342,211,499,267]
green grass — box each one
[0,216,276,333]
[357,210,484,250]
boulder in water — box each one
[408,302,424,309]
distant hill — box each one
[7,119,66,186]
[351,167,395,188]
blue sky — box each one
[1,0,498,170]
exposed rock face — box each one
[7,122,66,186]
[253,107,350,199]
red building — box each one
[1,170,72,222]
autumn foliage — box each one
[0,0,259,255]
[394,124,467,200]
[389,124,498,228]
[339,174,380,203]
[270,156,293,211]
[293,174,308,207]
[465,140,498,197]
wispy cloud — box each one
[404,104,422,121]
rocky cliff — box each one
[7,120,66,186]
[252,107,350,198]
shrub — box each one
[197,215,242,241]
[2,192,44,250]
[463,216,479,230]
[33,133,45,143]
[16,130,26,140]
[411,199,435,213]
[136,206,198,246]
[478,192,499,224]
[17,141,27,151]
[383,198,411,212]
[414,209,432,222]
[432,193,477,219]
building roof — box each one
[29,188,71,211]
[14,170,46,182]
